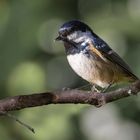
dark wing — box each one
[92,37,138,80]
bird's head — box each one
[55,20,95,47]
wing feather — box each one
[90,37,138,80]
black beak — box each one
[55,36,62,41]
[55,35,78,48]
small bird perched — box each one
[55,20,138,91]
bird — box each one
[55,20,139,92]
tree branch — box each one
[0,80,140,112]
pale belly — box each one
[67,53,114,88]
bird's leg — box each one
[101,83,112,93]
[91,84,101,93]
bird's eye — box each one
[63,31,67,36]
[60,29,69,37]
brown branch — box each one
[0,81,139,133]
[0,80,140,112]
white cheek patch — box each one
[67,31,93,44]
[67,31,79,41]
[74,36,84,43]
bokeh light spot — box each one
[7,62,46,95]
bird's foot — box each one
[91,85,101,93]
[101,83,112,93]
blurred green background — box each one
[0,0,140,140]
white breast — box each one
[67,52,110,88]
[67,52,95,83]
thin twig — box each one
[0,111,35,133]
